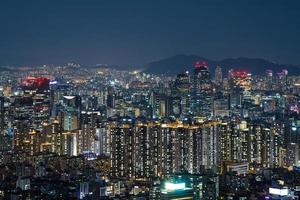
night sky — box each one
[0,0,299,66]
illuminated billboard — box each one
[269,188,289,196]
[165,182,186,190]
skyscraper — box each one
[61,95,81,131]
[191,61,213,119]
[214,66,223,86]
[172,72,191,117]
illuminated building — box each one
[108,119,222,180]
[13,129,40,156]
[61,95,81,131]
[219,121,231,168]
[292,83,300,96]
[229,89,242,108]
[39,119,63,154]
[94,126,110,156]
[228,69,252,108]
[248,121,264,164]
[21,77,50,91]
[77,111,101,155]
[61,131,78,156]
[3,63,300,199]
[49,79,69,117]
[226,163,249,175]
[20,77,51,131]
[12,76,51,155]
[158,121,221,176]
[213,94,229,118]
[265,69,274,90]
[270,122,285,168]
[133,124,153,179]
[109,120,134,179]
[268,187,297,199]
[172,72,191,117]
[284,118,300,166]
[218,119,288,169]
[214,66,223,86]
[152,172,219,200]
[219,120,249,164]
[150,92,169,118]
[191,61,213,119]
[159,180,193,200]
[228,69,252,91]
[277,69,289,92]
[174,72,190,93]
[0,96,4,133]
[106,86,115,109]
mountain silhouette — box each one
[143,54,300,75]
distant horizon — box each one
[1,54,300,68]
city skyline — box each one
[1,1,300,199]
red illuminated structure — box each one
[194,61,208,70]
[229,69,248,79]
[21,77,50,90]
[229,69,251,90]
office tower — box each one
[11,96,33,154]
[49,79,70,117]
[215,66,223,86]
[174,72,191,94]
[150,92,169,118]
[228,69,252,91]
[106,86,115,109]
[12,77,50,155]
[191,61,213,119]
[21,77,51,131]
[61,95,81,131]
[277,69,289,92]
[265,69,273,91]
[37,119,63,154]
[213,94,230,118]
[86,96,98,111]
[229,89,243,109]
[168,96,181,118]
[172,72,191,116]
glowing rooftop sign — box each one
[165,182,186,190]
[269,188,288,196]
